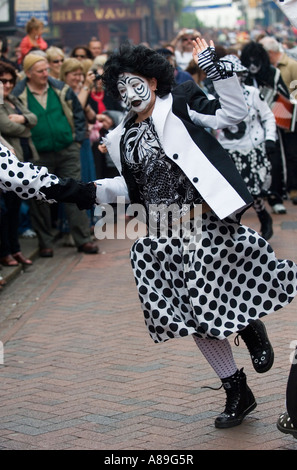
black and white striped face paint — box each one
[117,73,152,113]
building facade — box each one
[50,0,176,50]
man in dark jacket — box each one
[13,53,98,256]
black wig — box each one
[240,41,271,72]
[101,44,176,101]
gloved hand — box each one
[40,178,97,210]
[265,140,277,159]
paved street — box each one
[0,202,297,451]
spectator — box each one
[0,60,38,266]
[87,60,125,180]
[12,53,98,257]
[0,36,19,70]
[259,35,297,204]
[46,46,65,79]
[155,48,194,85]
[88,38,102,58]
[70,45,93,61]
[59,58,96,185]
[186,59,210,93]
[19,17,48,65]
[170,28,201,70]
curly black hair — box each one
[240,41,270,71]
[101,43,175,101]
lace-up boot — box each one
[215,368,257,429]
[236,320,274,373]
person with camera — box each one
[171,28,201,70]
[87,60,125,180]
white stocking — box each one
[193,335,238,379]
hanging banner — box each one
[15,0,49,27]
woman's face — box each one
[73,48,88,61]
[0,73,15,99]
[65,68,83,90]
[117,73,156,114]
[49,55,64,76]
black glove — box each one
[40,178,97,210]
[265,140,277,159]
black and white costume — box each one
[0,143,96,209]
[216,54,277,240]
[217,83,276,196]
[95,75,297,342]
[275,0,297,28]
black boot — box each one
[215,368,257,429]
[277,412,297,438]
[258,209,273,240]
[235,319,274,373]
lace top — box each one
[121,117,203,224]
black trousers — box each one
[287,347,297,427]
[0,192,22,257]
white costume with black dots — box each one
[0,144,97,209]
[0,144,59,200]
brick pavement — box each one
[0,202,297,450]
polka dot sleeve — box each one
[0,144,59,201]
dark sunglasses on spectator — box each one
[52,59,64,64]
[182,37,196,41]
[74,54,87,58]
[0,78,14,84]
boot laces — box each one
[235,324,266,357]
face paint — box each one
[248,57,261,75]
[117,73,153,113]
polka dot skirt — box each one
[130,211,297,342]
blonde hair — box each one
[59,58,83,82]
[26,17,44,34]
[81,59,94,76]
[93,54,108,67]
[46,46,65,62]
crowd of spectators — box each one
[0,16,296,284]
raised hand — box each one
[192,38,215,65]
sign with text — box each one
[52,5,150,23]
[15,0,49,27]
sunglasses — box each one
[0,78,14,85]
[74,54,87,58]
[52,59,64,64]
[182,37,196,42]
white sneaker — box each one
[272,203,287,214]
[20,228,37,238]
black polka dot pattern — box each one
[130,212,297,343]
[0,144,59,199]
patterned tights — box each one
[193,335,238,379]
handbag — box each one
[271,92,297,131]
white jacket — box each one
[95,75,253,220]
[217,85,277,152]
[275,0,297,28]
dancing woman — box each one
[93,38,297,428]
